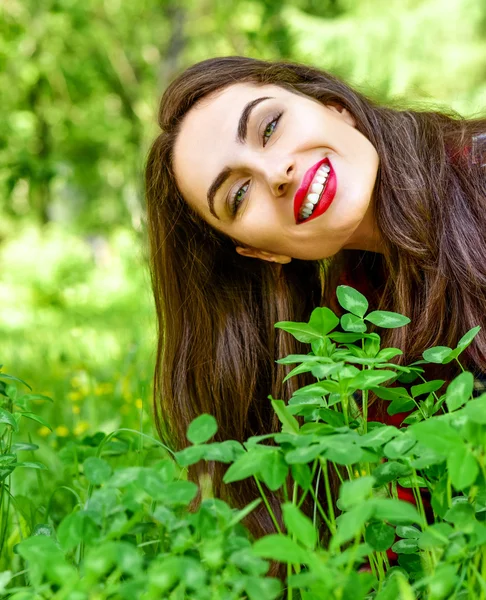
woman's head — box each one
[154,56,385,263]
[173,80,381,261]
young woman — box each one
[145,56,486,540]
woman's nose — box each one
[268,160,295,197]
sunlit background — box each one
[1,0,485,443]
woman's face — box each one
[173,82,382,263]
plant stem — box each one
[319,458,336,532]
[308,483,334,534]
[253,476,282,534]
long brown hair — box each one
[145,56,486,540]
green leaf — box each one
[411,380,445,398]
[371,386,411,401]
[18,412,52,430]
[331,503,374,549]
[422,346,453,364]
[187,414,218,445]
[396,525,421,539]
[328,332,366,343]
[223,451,263,483]
[376,348,403,361]
[245,575,283,600]
[326,440,363,465]
[391,538,418,554]
[0,408,18,432]
[202,440,244,463]
[83,457,112,485]
[341,313,367,333]
[456,326,481,352]
[174,445,207,466]
[431,475,449,518]
[338,476,375,510]
[445,372,474,412]
[351,369,397,390]
[308,306,340,335]
[463,393,486,423]
[375,571,412,600]
[388,397,416,415]
[447,445,479,490]
[0,454,16,467]
[365,311,411,328]
[11,442,39,452]
[285,444,326,464]
[270,398,300,434]
[372,462,411,487]
[365,521,395,551]
[274,321,324,343]
[277,354,327,365]
[259,450,288,491]
[384,432,416,459]
[282,503,317,549]
[0,372,31,389]
[57,511,100,552]
[291,463,312,491]
[158,481,198,506]
[228,499,262,528]
[410,419,463,456]
[293,380,340,396]
[253,534,309,564]
[371,498,423,525]
[444,501,475,529]
[421,565,459,599]
[359,425,398,448]
[336,285,369,317]
[15,461,48,470]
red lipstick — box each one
[293,158,337,224]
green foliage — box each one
[1,0,485,232]
[3,286,486,598]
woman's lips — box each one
[293,158,337,224]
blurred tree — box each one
[0,0,484,232]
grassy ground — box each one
[0,222,160,572]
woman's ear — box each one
[327,102,356,127]
[235,246,292,264]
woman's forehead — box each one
[172,83,285,204]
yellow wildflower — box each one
[38,426,51,437]
[94,382,114,396]
[74,421,90,436]
[55,425,69,437]
[68,391,82,402]
[72,405,80,415]
[135,399,143,410]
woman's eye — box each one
[230,181,250,215]
[262,113,282,147]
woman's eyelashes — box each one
[228,112,283,215]
[262,112,283,147]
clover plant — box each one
[1,285,485,600]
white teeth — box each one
[299,161,332,221]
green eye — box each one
[230,181,250,215]
[263,121,277,145]
[262,113,282,147]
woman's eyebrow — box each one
[207,96,274,219]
